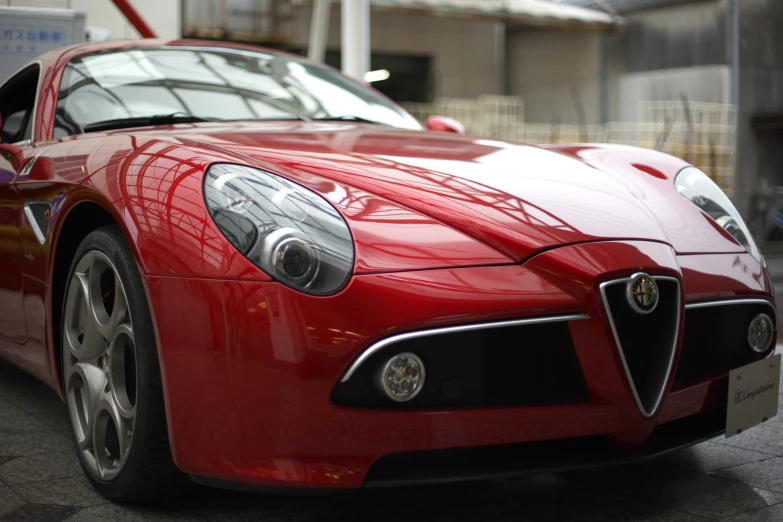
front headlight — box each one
[204,164,354,295]
[675,166,760,261]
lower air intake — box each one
[332,317,591,410]
[674,301,776,389]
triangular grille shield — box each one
[600,275,680,418]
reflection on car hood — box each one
[162,121,671,261]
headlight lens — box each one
[204,164,354,294]
[675,166,760,261]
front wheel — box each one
[61,225,182,502]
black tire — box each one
[61,225,183,503]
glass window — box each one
[0,64,39,144]
[55,47,421,135]
[2,111,28,144]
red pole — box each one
[111,0,158,38]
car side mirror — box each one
[0,143,24,173]
[28,156,54,181]
[426,116,466,135]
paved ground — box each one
[4,359,783,522]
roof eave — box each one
[370,5,619,31]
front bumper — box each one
[144,240,775,490]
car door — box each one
[0,144,26,345]
[0,63,40,345]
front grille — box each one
[673,301,776,389]
[331,318,591,410]
[601,276,680,417]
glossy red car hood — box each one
[157,122,736,262]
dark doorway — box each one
[752,114,783,189]
[322,51,433,103]
[283,47,433,103]
[751,114,783,245]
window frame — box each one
[0,61,43,145]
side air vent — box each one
[23,202,51,245]
[600,274,681,418]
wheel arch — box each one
[47,193,186,498]
[48,196,139,398]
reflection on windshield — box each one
[54,46,421,136]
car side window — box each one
[0,64,40,144]
[2,111,29,143]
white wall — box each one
[4,0,181,39]
[507,29,602,125]
[611,65,731,122]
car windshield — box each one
[54,46,422,136]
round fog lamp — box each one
[748,314,774,353]
[378,353,425,402]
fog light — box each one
[378,353,425,402]
[748,314,774,353]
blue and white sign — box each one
[0,6,86,84]
[0,25,67,55]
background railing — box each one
[401,96,736,195]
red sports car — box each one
[0,39,777,502]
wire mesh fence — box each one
[400,97,736,194]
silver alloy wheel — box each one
[63,251,136,481]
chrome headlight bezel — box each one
[204,163,354,295]
[674,166,760,261]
